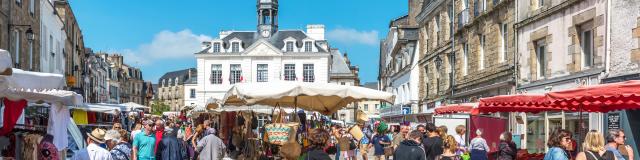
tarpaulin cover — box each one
[469,116,507,152]
[546,80,640,112]
[434,103,479,115]
[478,94,557,113]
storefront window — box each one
[526,112,545,153]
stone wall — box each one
[1,0,41,71]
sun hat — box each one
[87,128,107,143]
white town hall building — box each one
[193,0,359,114]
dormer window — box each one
[304,41,313,52]
[286,42,294,52]
[213,43,221,53]
[232,42,240,52]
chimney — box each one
[219,30,232,39]
[408,0,425,26]
[306,24,325,40]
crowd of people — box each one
[314,122,635,160]
[71,117,227,160]
[68,116,635,160]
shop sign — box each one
[607,112,620,129]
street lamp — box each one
[25,28,34,42]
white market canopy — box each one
[120,102,150,111]
[70,103,124,114]
[1,88,83,106]
[219,81,395,115]
[0,50,11,75]
[214,105,296,114]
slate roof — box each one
[158,68,196,85]
[215,30,328,53]
[329,49,355,76]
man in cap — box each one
[71,128,113,160]
[133,120,157,160]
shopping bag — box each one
[264,107,292,145]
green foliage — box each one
[151,100,170,115]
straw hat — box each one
[87,128,107,143]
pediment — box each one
[243,39,282,56]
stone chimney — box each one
[306,24,325,40]
[408,0,424,26]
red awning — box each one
[434,103,479,115]
[478,94,558,113]
[546,80,640,112]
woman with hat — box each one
[71,128,113,160]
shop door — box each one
[545,111,565,151]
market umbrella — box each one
[219,81,395,115]
[478,94,557,113]
[546,80,640,112]
[434,103,479,115]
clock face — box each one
[261,30,270,37]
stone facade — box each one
[158,68,196,111]
[416,0,455,110]
[450,0,516,102]
[516,0,606,93]
[55,0,85,92]
[0,0,42,71]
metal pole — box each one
[354,101,358,124]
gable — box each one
[243,39,283,56]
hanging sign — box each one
[607,112,620,130]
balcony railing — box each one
[457,9,470,29]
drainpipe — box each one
[450,0,456,100]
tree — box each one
[151,100,170,115]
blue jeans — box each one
[335,145,341,159]
[471,149,488,160]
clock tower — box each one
[257,0,278,38]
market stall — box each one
[214,81,395,159]
[0,50,83,159]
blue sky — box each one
[70,0,408,84]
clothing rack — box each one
[12,124,47,134]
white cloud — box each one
[121,29,212,66]
[327,27,379,46]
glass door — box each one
[545,111,565,151]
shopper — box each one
[543,129,572,160]
[196,128,226,160]
[372,126,391,160]
[131,123,143,140]
[605,129,634,160]
[436,135,460,160]
[423,123,444,160]
[153,119,164,154]
[105,129,132,160]
[331,124,343,160]
[359,123,371,160]
[305,128,332,160]
[437,125,448,138]
[392,125,410,150]
[576,130,615,160]
[454,125,467,156]
[72,128,113,160]
[496,131,517,160]
[156,128,186,160]
[133,120,157,160]
[202,120,216,137]
[393,130,426,160]
[469,129,490,160]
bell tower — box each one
[257,0,278,38]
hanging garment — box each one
[1,99,27,136]
[47,103,70,150]
[87,112,96,124]
[72,110,88,125]
[23,134,43,160]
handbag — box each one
[279,141,302,160]
[251,111,259,129]
[384,145,394,157]
[349,139,357,150]
[264,107,292,145]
